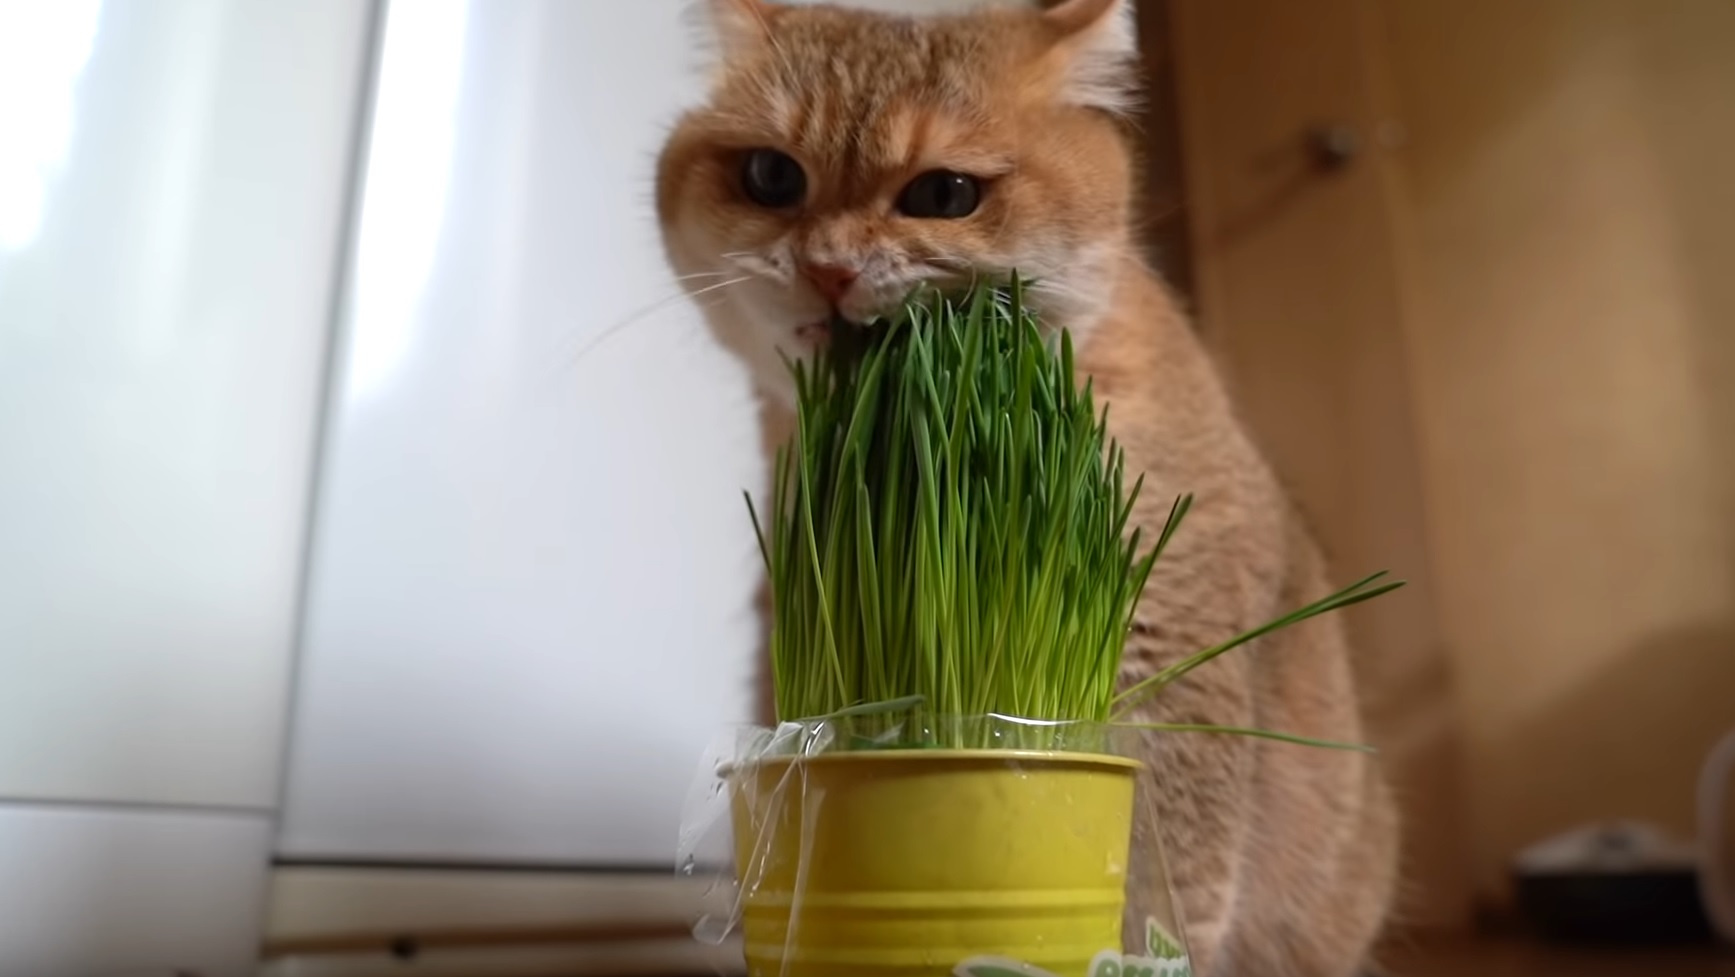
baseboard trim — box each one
[264,866,741,975]
[258,940,740,977]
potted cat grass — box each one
[721,279,1400,977]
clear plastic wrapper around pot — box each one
[679,712,1194,977]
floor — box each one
[1384,939,1735,977]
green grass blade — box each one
[1115,722,1375,753]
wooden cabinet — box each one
[1155,0,1735,933]
[1153,0,1476,932]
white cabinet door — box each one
[0,806,274,977]
[0,0,371,811]
[278,0,763,865]
[0,2,373,973]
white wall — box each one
[276,0,764,867]
[0,1,373,972]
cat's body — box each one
[655,1,1398,974]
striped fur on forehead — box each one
[736,11,1006,168]
[770,10,992,113]
[694,0,1141,117]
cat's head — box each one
[656,0,1141,404]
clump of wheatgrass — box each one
[747,278,1399,751]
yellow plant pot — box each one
[728,750,1141,977]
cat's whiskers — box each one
[914,254,983,290]
[1027,277,1091,310]
[719,250,774,276]
[721,250,783,281]
[670,270,737,284]
[544,275,751,383]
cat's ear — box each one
[688,0,779,69]
[1041,0,1141,116]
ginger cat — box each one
[655,1,1398,974]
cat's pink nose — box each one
[801,263,859,304]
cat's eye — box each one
[741,149,807,209]
[897,170,982,219]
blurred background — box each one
[0,1,1729,976]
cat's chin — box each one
[746,316,866,411]
[794,312,875,351]
[751,367,802,414]
[793,320,830,347]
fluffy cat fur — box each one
[654,1,1399,973]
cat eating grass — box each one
[655,2,1399,974]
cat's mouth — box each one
[796,312,870,348]
[795,319,832,347]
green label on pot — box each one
[1084,948,1193,977]
[953,918,1192,977]
[1144,919,1186,962]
